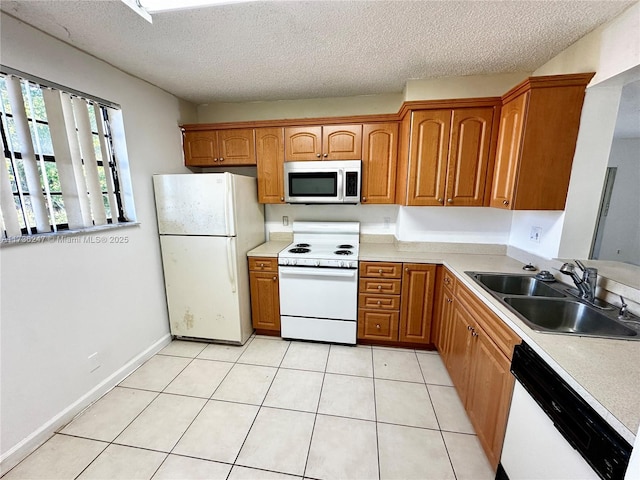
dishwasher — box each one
[497,342,632,480]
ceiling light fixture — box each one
[121,0,153,23]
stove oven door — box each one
[278,266,358,343]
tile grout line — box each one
[301,342,331,479]
[414,349,459,480]
[372,346,382,480]
[151,336,257,480]
[229,338,293,476]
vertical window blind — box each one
[0,69,129,239]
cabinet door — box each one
[446,108,494,206]
[183,131,218,166]
[249,271,281,331]
[490,92,529,209]
[216,129,256,166]
[284,126,322,161]
[256,127,285,203]
[399,264,436,344]
[407,110,451,206]
[361,123,398,204]
[466,323,515,469]
[322,125,362,160]
[445,302,474,401]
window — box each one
[0,67,132,241]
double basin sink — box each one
[466,272,640,340]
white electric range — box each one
[278,221,359,344]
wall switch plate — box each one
[530,226,542,243]
[282,216,289,226]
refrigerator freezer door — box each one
[153,173,236,236]
[160,235,241,342]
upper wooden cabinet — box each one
[183,128,256,167]
[256,127,285,204]
[490,73,594,210]
[398,106,497,206]
[284,125,362,161]
[361,123,399,204]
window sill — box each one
[1,222,141,248]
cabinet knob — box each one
[467,325,473,331]
[444,277,450,284]
[447,198,453,204]
[503,200,509,206]
[316,153,321,158]
[377,301,381,306]
[362,197,367,202]
[323,153,328,158]
[438,198,443,204]
[219,157,224,162]
[260,263,264,267]
[472,331,478,338]
[405,267,409,272]
[273,276,277,281]
[213,158,219,162]
[280,197,284,201]
[446,297,452,303]
[378,269,383,274]
[376,324,381,329]
[377,285,382,290]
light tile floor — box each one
[2,336,494,480]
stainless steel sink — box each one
[503,297,638,338]
[471,273,565,297]
[465,271,640,341]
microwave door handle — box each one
[337,170,344,202]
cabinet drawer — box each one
[249,257,278,272]
[358,293,400,310]
[360,262,402,278]
[442,268,456,291]
[360,278,402,295]
[358,309,399,341]
[455,282,521,360]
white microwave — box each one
[284,160,361,204]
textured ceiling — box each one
[0,0,635,104]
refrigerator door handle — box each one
[224,173,235,236]
[227,237,237,293]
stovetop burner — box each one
[338,244,354,249]
[295,243,311,248]
[289,247,311,254]
[334,250,353,255]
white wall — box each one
[513,2,640,261]
[594,138,640,265]
[0,13,195,468]
[404,72,529,101]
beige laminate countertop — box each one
[248,241,640,442]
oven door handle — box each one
[279,266,357,278]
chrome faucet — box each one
[560,261,598,302]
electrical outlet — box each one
[88,352,100,373]
[282,216,289,226]
[530,226,542,243]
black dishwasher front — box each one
[504,342,631,480]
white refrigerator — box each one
[153,173,265,344]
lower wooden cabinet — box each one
[440,279,521,470]
[432,266,456,355]
[399,263,436,344]
[248,257,280,333]
[358,261,435,346]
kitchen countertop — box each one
[248,240,640,443]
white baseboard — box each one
[0,334,172,474]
